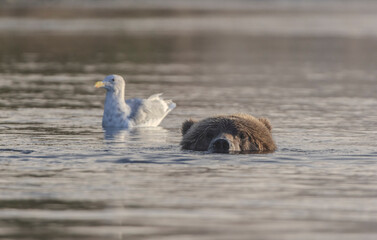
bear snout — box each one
[212,138,230,153]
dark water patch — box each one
[172,158,195,163]
[250,159,282,164]
[95,159,137,164]
[28,79,88,86]
[113,158,165,164]
[165,167,212,177]
[6,126,96,136]
[15,173,57,178]
[273,156,306,161]
[0,7,327,19]
[0,156,27,160]
[0,148,34,154]
[0,121,43,125]
[0,218,110,240]
[0,199,106,210]
[228,150,276,155]
[281,148,307,153]
[0,101,100,110]
[281,148,342,155]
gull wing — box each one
[126,94,176,127]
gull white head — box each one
[95,74,125,94]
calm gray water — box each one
[1,4,377,240]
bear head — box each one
[180,114,276,153]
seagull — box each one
[95,74,176,129]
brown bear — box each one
[180,114,276,153]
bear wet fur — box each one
[180,114,276,153]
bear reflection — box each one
[180,114,276,154]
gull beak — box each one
[95,81,105,88]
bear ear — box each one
[181,119,197,135]
[258,118,272,131]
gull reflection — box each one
[104,127,169,143]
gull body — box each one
[95,74,176,128]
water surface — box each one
[0,4,377,240]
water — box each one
[1,3,377,239]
